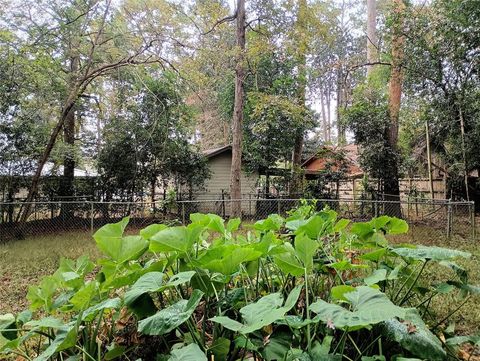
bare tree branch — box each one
[202,13,237,35]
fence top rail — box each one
[0,198,474,206]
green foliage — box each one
[310,286,406,329]
[343,82,400,192]
[97,73,210,201]
[1,205,477,360]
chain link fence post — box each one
[470,201,476,240]
[181,202,186,224]
[90,201,94,234]
[446,199,452,239]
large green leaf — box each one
[255,214,285,232]
[295,211,337,239]
[295,233,319,271]
[35,322,78,361]
[165,271,196,288]
[150,226,192,253]
[381,308,446,360]
[273,252,304,276]
[150,224,203,254]
[364,269,388,286]
[54,256,94,288]
[198,245,261,275]
[446,335,480,346]
[385,217,409,234]
[69,281,97,311]
[168,343,207,361]
[24,317,64,329]
[392,246,470,261]
[0,314,16,341]
[94,217,129,250]
[27,276,59,312]
[124,272,164,309]
[138,290,203,335]
[82,298,121,322]
[140,224,168,240]
[310,286,406,329]
[94,218,148,263]
[210,284,302,334]
[124,271,196,315]
[102,235,148,264]
[350,222,375,241]
[209,337,230,360]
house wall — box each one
[327,177,446,200]
[195,151,258,216]
[199,151,258,198]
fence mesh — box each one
[0,198,476,243]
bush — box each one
[0,204,478,360]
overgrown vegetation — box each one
[1,204,479,360]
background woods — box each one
[1,0,480,212]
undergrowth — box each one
[1,202,479,360]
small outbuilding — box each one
[189,145,259,216]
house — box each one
[199,145,259,199]
[186,145,259,216]
[302,144,363,179]
[302,144,446,200]
[0,160,98,202]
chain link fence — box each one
[0,198,476,243]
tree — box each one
[98,73,209,203]
[290,0,309,195]
[384,0,405,206]
[9,0,172,223]
[402,0,480,200]
[366,0,378,77]
[230,0,246,217]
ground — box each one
[0,232,100,314]
[0,228,479,336]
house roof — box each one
[302,144,363,178]
[0,160,98,177]
[203,145,232,158]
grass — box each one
[0,226,479,336]
[0,231,100,314]
[391,231,480,335]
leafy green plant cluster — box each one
[1,205,479,360]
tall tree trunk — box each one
[336,0,347,145]
[336,67,346,145]
[230,0,246,217]
[425,119,434,200]
[326,86,331,142]
[458,106,469,201]
[59,56,79,218]
[319,84,328,142]
[385,0,405,215]
[19,90,80,224]
[366,0,378,77]
[59,104,76,218]
[290,0,308,196]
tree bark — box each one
[336,0,347,145]
[458,106,469,201]
[290,0,308,196]
[336,67,346,145]
[425,119,434,200]
[319,84,328,142]
[385,0,405,215]
[366,0,378,77]
[19,92,79,223]
[59,55,79,219]
[229,0,246,217]
[326,86,331,142]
